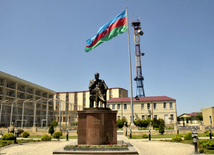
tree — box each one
[121,117,128,127]
[48,124,54,136]
[159,122,165,135]
[51,120,58,127]
[196,113,203,122]
[117,119,123,128]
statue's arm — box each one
[102,80,108,90]
[89,80,95,90]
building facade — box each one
[0,71,56,127]
[202,107,214,126]
[107,96,177,124]
[54,87,128,125]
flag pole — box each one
[126,7,134,125]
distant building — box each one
[0,71,55,127]
[177,112,201,126]
[107,96,177,124]
[54,87,128,124]
[202,107,214,126]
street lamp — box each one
[192,129,198,153]
[14,128,19,144]
[209,127,212,139]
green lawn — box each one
[129,133,208,139]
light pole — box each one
[10,100,19,126]
[33,98,42,127]
[21,99,30,128]
[192,129,198,153]
[46,99,52,129]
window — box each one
[118,116,120,119]
[117,104,120,110]
[154,115,157,119]
[100,104,103,107]
[124,104,127,110]
[141,103,144,110]
[83,94,86,97]
[147,103,150,110]
[210,116,212,125]
[109,91,112,95]
[170,114,174,121]
[154,103,157,110]
[142,115,145,119]
[148,115,151,119]
[163,103,167,109]
[107,104,110,108]
[170,102,173,109]
[112,104,115,110]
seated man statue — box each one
[89,73,108,108]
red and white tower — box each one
[132,18,145,97]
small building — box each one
[107,96,177,124]
[202,107,214,126]
[177,112,201,126]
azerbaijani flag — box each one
[85,10,127,52]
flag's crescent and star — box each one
[85,10,127,52]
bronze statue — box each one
[89,73,108,108]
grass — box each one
[128,133,208,139]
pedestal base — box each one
[32,126,37,132]
[78,108,117,145]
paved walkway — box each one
[0,136,197,155]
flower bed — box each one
[64,144,129,151]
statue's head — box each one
[94,73,99,80]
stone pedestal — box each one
[32,126,37,132]
[78,108,117,145]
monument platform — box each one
[53,141,139,155]
[78,108,117,145]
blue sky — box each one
[1,0,214,115]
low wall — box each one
[123,125,214,136]
[0,127,78,136]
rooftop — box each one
[107,96,176,103]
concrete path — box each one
[0,136,196,155]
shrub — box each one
[2,133,14,140]
[48,124,54,136]
[204,130,214,136]
[201,141,214,150]
[166,126,173,130]
[53,131,63,139]
[18,129,24,136]
[142,134,149,138]
[154,128,159,130]
[184,132,193,140]
[22,131,30,138]
[172,135,182,142]
[41,135,52,141]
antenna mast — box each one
[132,18,145,97]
